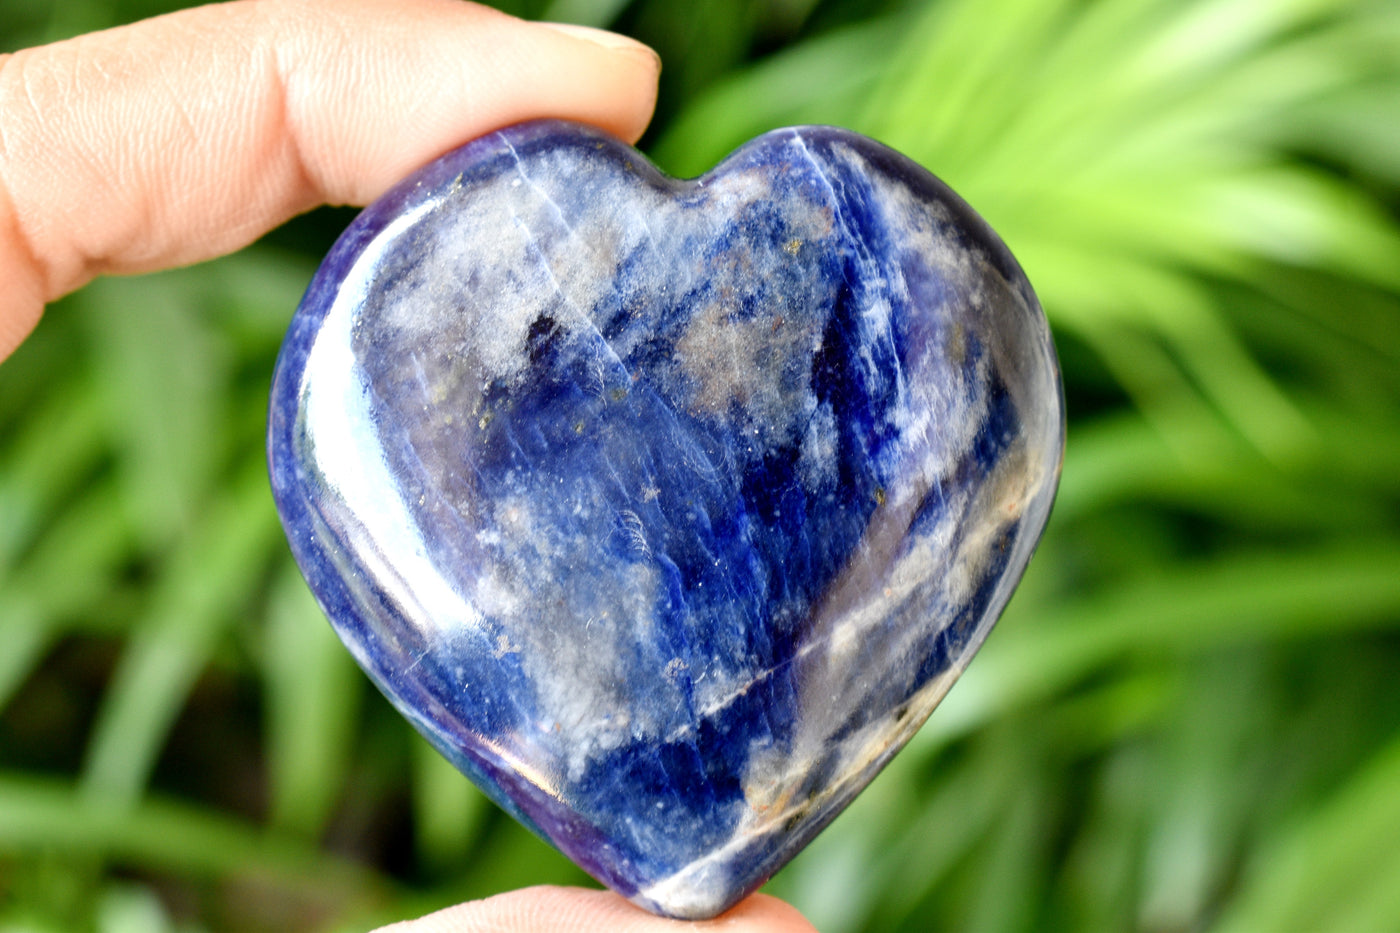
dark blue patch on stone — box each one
[268,119,1064,919]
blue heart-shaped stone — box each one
[268,120,1062,919]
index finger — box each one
[0,0,660,358]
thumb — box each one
[374,886,820,933]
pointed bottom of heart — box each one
[416,658,963,918]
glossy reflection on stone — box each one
[268,119,1063,919]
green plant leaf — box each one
[0,771,391,914]
[264,561,362,838]
[80,464,281,808]
[411,734,489,872]
[1212,731,1400,933]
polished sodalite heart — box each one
[268,119,1063,919]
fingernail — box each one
[538,22,660,69]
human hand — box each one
[0,0,658,359]
[375,886,818,932]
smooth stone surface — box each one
[268,119,1063,919]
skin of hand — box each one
[0,2,820,931]
[0,0,658,359]
[378,887,819,933]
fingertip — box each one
[371,886,819,933]
[520,19,661,145]
[535,21,660,66]
[281,0,662,201]
[713,893,820,932]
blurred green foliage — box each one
[2,0,1399,930]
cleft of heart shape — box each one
[268,119,1063,919]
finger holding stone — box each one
[0,0,660,359]
[372,887,820,933]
